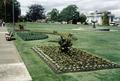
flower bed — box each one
[17,31,48,41]
[32,46,120,73]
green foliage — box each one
[72,12,80,24]
[53,30,58,34]
[18,24,24,30]
[79,14,87,24]
[58,36,72,54]
[0,0,3,15]
[17,31,48,41]
[18,15,27,22]
[47,8,59,22]
[59,5,80,24]
[26,4,45,21]
[102,11,109,26]
[9,23,120,81]
[0,0,21,22]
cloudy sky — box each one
[18,0,120,17]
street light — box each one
[12,0,15,27]
[4,0,7,22]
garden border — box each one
[32,47,62,73]
[32,46,120,74]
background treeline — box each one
[25,4,87,24]
[0,1,109,25]
[0,0,21,22]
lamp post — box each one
[12,0,15,28]
[91,12,97,28]
[4,0,7,22]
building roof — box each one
[86,11,114,17]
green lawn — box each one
[8,22,120,81]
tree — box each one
[72,12,80,24]
[102,11,109,26]
[59,5,80,24]
[0,1,3,18]
[0,0,21,22]
[79,14,87,24]
[26,4,45,21]
[47,8,59,22]
[18,15,27,22]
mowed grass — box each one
[8,22,120,81]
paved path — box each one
[0,27,32,81]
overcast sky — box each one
[18,0,120,17]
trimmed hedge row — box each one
[17,31,48,41]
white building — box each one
[113,17,120,25]
[86,11,114,25]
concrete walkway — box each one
[0,27,32,81]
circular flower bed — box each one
[32,46,120,73]
[17,31,48,41]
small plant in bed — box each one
[32,36,120,73]
[58,36,72,54]
[17,31,48,41]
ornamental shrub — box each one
[58,36,72,54]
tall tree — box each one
[26,4,45,21]
[59,5,80,24]
[47,8,59,22]
[72,12,80,24]
[0,0,21,22]
[102,11,109,26]
[79,13,87,24]
[0,0,3,17]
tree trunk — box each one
[67,21,69,24]
[72,19,77,24]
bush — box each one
[53,30,58,34]
[17,31,48,41]
[58,36,72,54]
[19,24,24,30]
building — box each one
[86,11,114,25]
[113,17,120,25]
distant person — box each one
[0,20,2,27]
[2,22,5,27]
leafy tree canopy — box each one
[59,5,80,24]
[0,0,21,22]
[102,11,110,26]
[26,4,45,21]
[47,8,59,22]
[79,13,87,24]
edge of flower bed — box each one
[32,46,120,74]
[32,46,63,73]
